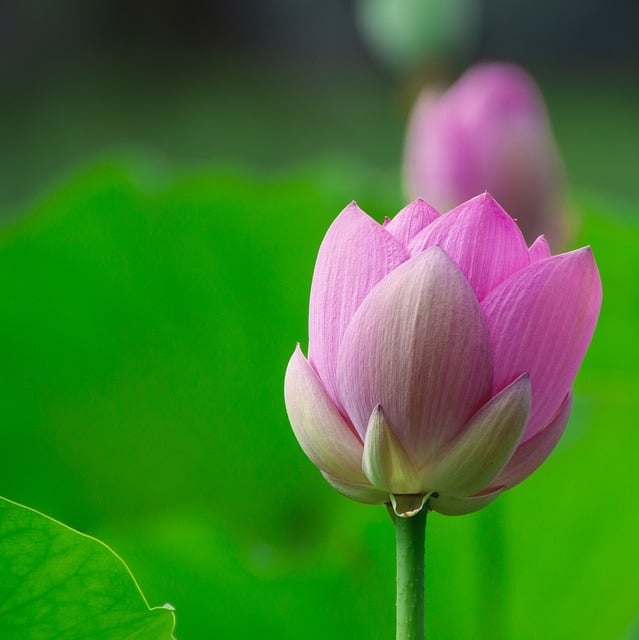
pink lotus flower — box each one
[404,63,566,249]
[284,195,601,517]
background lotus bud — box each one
[285,194,601,517]
[354,0,481,71]
[404,63,568,250]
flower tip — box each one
[478,190,499,206]
[568,245,597,268]
[528,234,551,262]
[408,197,440,214]
[340,200,362,216]
[450,191,504,217]
[423,243,452,264]
[512,371,532,399]
[339,200,377,225]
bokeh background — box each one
[1,1,638,638]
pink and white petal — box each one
[284,345,366,485]
[425,374,531,496]
[308,202,409,407]
[385,199,440,247]
[482,247,601,439]
[429,487,504,516]
[408,193,530,300]
[336,246,493,461]
[490,393,572,489]
[362,405,422,494]
[528,235,551,262]
[321,472,388,505]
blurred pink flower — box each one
[404,63,567,249]
[284,195,601,517]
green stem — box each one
[395,506,427,640]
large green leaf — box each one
[0,496,175,639]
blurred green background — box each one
[0,1,638,639]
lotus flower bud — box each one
[404,64,567,249]
[285,195,601,517]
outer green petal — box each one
[284,345,366,484]
[362,405,423,493]
[424,374,531,495]
[491,392,572,489]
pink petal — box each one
[429,487,504,516]
[284,345,366,485]
[336,246,493,461]
[385,199,440,247]
[482,247,601,439]
[408,193,530,300]
[490,393,572,489]
[308,202,409,407]
[528,235,551,262]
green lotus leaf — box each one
[0,496,175,640]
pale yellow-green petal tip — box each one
[362,405,421,494]
[391,493,431,518]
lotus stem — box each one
[395,505,427,640]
